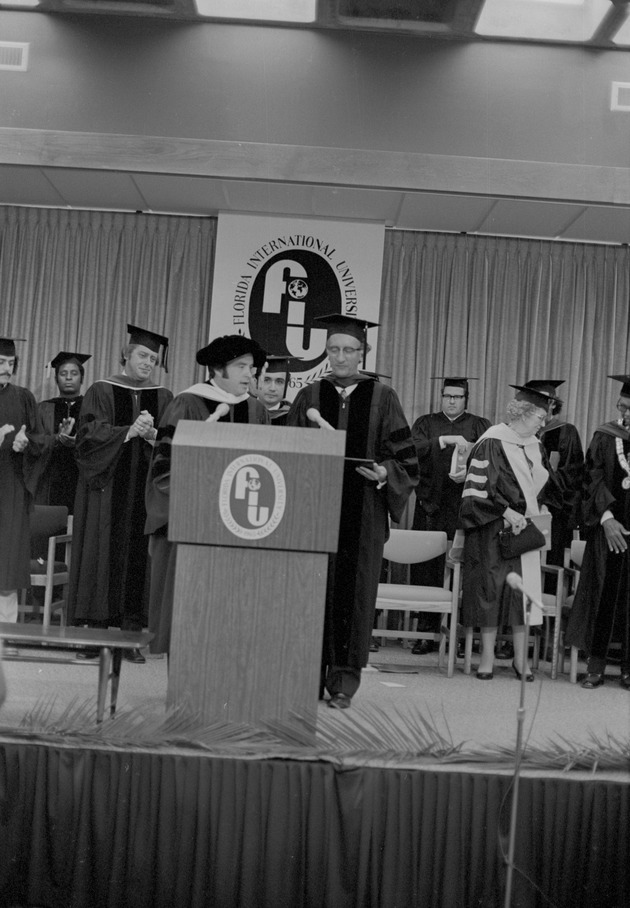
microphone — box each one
[505,572,544,611]
[306,407,335,431]
[206,403,230,423]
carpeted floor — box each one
[0,640,628,756]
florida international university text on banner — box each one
[210,213,385,397]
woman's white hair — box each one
[506,398,543,422]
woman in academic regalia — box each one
[459,384,561,681]
[34,351,91,513]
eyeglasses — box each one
[617,400,630,414]
[326,346,362,356]
[442,394,465,401]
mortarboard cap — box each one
[196,334,267,371]
[0,337,25,357]
[510,384,560,409]
[127,324,169,372]
[609,374,630,397]
[433,376,478,393]
[264,354,295,373]
[49,351,92,371]
[523,380,565,397]
[314,313,379,344]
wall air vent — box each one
[0,42,29,71]
[611,82,630,111]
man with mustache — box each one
[67,325,173,662]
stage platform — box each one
[0,644,628,908]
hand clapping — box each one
[129,410,155,439]
[12,424,28,452]
[0,424,14,447]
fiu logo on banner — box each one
[219,454,286,540]
[248,247,348,384]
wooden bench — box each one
[0,623,153,723]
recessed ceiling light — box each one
[194,0,317,23]
[475,0,612,42]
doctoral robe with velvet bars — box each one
[286,376,418,673]
[565,423,630,656]
[67,376,173,628]
[145,390,270,654]
[538,417,584,564]
[459,427,559,628]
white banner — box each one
[210,213,385,398]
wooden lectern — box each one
[167,421,345,730]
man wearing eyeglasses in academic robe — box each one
[286,313,418,709]
[409,377,491,655]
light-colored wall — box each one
[0,11,628,173]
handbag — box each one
[498,519,546,560]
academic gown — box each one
[33,396,83,512]
[286,376,418,690]
[538,418,584,564]
[459,425,559,628]
[145,389,270,654]
[565,424,630,656]
[67,376,173,627]
[0,383,44,589]
[266,399,291,427]
[412,410,491,538]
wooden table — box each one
[0,623,153,723]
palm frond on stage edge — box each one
[0,697,628,773]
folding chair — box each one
[374,529,460,677]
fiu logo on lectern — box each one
[219,454,286,540]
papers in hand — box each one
[449,441,473,483]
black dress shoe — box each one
[328,693,352,710]
[619,672,630,690]
[412,640,433,655]
[581,672,605,689]
[475,671,494,680]
[512,660,534,682]
[495,641,514,660]
[123,648,146,664]
[369,638,380,653]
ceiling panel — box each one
[0,165,66,208]
[476,199,588,240]
[396,192,494,232]
[310,185,402,221]
[221,180,317,215]
[133,173,231,214]
[1,164,629,245]
[560,205,630,243]
[44,168,148,211]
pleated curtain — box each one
[0,206,216,399]
[377,230,630,449]
[1,208,629,448]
